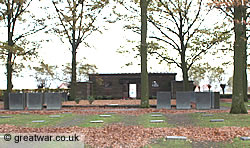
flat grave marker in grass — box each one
[99,115,111,117]
[90,120,104,123]
[202,114,214,117]
[240,137,250,141]
[108,104,119,107]
[104,112,116,114]
[49,115,61,118]
[166,136,187,140]
[151,115,163,117]
[63,112,73,114]
[195,112,207,113]
[210,119,224,122]
[32,120,45,123]
[151,112,161,114]
[0,116,13,118]
[150,120,164,123]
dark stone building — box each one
[75,73,194,99]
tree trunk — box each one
[179,11,189,91]
[181,53,189,91]
[5,12,14,109]
[70,6,77,101]
[70,45,77,101]
[230,2,247,114]
[242,3,248,102]
[140,0,149,108]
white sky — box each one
[0,0,249,93]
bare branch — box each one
[149,51,181,68]
[148,18,180,51]
[52,1,72,44]
[14,26,47,42]
[149,36,178,51]
[158,0,179,30]
[183,0,202,37]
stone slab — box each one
[156,91,171,109]
[176,91,194,109]
[26,93,43,110]
[211,92,220,109]
[99,115,111,117]
[151,115,163,117]
[0,116,13,118]
[248,105,250,107]
[202,114,213,117]
[90,120,104,123]
[9,93,25,110]
[157,91,171,109]
[195,92,211,110]
[32,120,45,123]
[107,104,119,106]
[104,112,116,114]
[45,93,62,110]
[151,112,161,114]
[166,136,187,140]
[150,120,164,123]
[61,92,68,102]
[240,137,250,141]
[195,112,207,114]
[210,119,224,122]
[49,115,61,118]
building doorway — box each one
[129,84,137,98]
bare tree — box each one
[52,0,108,100]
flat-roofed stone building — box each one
[75,73,194,99]
[89,73,177,99]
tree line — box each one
[0,0,249,113]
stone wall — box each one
[171,81,195,99]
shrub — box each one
[87,96,95,104]
[75,98,81,104]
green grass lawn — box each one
[145,138,250,148]
[191,112,250,127]
[137,113,172,128]
[78,114,123,127]
[0,110,249,148]
[0,111,249,128]
[0,114,74,128]
[220,101,250,108]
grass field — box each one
[0,101,249,147]
[145,138,250,148]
